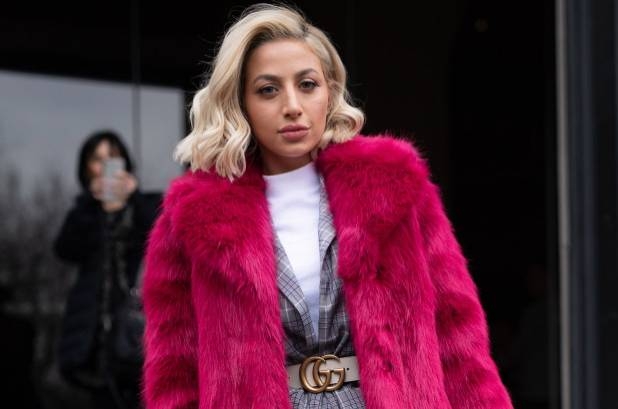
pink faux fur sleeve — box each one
[419,179,513,409]
[142,203,199,409]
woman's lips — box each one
[278,125,309,141]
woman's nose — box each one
[283,90,302,118]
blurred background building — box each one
[0,1,615,408]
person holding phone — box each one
[54,130,161,409]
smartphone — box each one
[102,157,125,202]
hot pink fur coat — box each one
[142,135,513,409]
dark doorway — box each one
[447,2,558,408]
[350,2,558,407]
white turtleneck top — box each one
[263,162,321,334]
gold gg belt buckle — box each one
[299,354,346,393]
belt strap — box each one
[287,355,359,392]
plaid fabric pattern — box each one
[275,180,366,408]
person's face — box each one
[243,39,330,175]
[87,140,120,179]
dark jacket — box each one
[54,190,161,385]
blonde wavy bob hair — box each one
[174,3,365,179]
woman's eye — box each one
[299,80,317,90]
[258,85,277,95]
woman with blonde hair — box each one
[142,3,513,409]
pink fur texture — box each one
[142,135,513,408]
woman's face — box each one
[243,39,330,175]
[87,140,119,180]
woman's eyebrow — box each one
[251,68,320,85]
[295,68,319,78]
[252,74,280,84]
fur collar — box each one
[165,134,430,286]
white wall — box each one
[0,70,184,197]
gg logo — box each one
[299,354,346,393]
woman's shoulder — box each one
[318,133,431,182]
[162,169,226,209]
[160,166,266,220]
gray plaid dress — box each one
[274,181,366,408]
